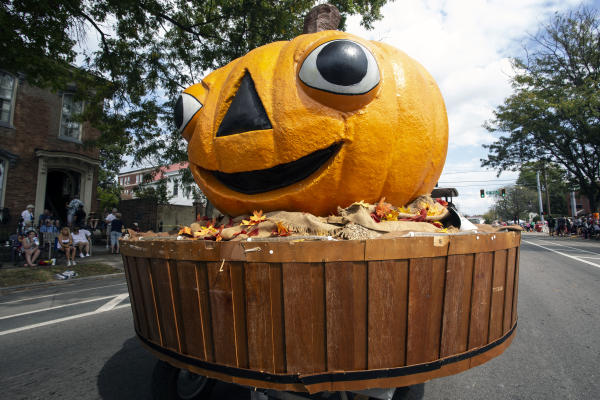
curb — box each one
[0,272,126,296]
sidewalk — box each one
[74,244,124,271]
[0,244,125,294]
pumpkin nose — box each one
[316,41,368,86]
[216,71,272,137]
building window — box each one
[59,93,84,141]
[172,179,178,196]
[0,71,16,127]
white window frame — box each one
[59,93,84,143]
[0,71,17,128]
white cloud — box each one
[346,0,585,213]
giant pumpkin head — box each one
[177,30,448,217]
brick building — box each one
[118,162,199,206]
[0,70,100,231]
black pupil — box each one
[174,95,184,129]
[316,41,368,86]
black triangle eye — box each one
[175,93,202,134]
[299,39,380,95]
[216,71,272,137]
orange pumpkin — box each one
[177,30,448,216]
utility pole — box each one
[536,170,545,223]
[543,168,551,216]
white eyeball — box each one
[175,92,203,134]
[299,39,380,95]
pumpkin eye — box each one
[175,93,203,134]
[299,40,380,95]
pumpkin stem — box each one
[303,4,341,33]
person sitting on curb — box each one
[22,230,40,267]
[71,226,91,258]
[57,227,76,266]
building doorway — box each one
[45,170,81,224]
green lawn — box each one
[0,263,120,288]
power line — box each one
[438,179,517,184]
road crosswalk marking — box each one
[0,294,122,320]
[0,294,130,336]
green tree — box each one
[516,162,569,216]
[1,1,390,173]
[492,185,538,223]
[482,7,600,211]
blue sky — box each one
[346,0,596,214]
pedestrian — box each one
[21,204,35,232]
[66,198,83,227]
[110,213,123,254]
[38,209,51,227]
[547,216,555,236]
[557,216,565,237]
[57,227,76,266]
[22,230,40,267]
[105,208,117,249]
[73,204,87,228]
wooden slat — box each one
[207,261,237,366]
[195,262,215,362]
[448,232,521,255]
[489,250,507,341]
[367,260,408,368]
[245,262,274,371]
[171,261,210,359]
[149,258,180,351]
[511,247,520,326]
[135,257,162,343]
[406,257,446,365]
[123,256,143,336]
[468,252,493,349]
[366,237,449,260]
[269,264,286,373]
[282,262,326,373]
[230,262,248,368]
[440,254,474,357]
[325,261,368,371]
[503,247,517,333]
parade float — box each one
[120,5,520,399]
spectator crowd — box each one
[546,215,600,239]
[11,200,129,267]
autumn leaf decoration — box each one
[273,221,291,237]
[241,210,267,226]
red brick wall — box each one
[0,79,100,223]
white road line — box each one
[523,240,600,269]
[0,282,127,305]
[0,294,123,320]
[95,293,129,312]
[542,241,600,255]
[0,304,131,336]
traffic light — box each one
[501,188,506,197]
[480,189,485,198]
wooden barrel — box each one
[120,231,520,393]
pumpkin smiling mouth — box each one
[200,142,342,195]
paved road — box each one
[0,235,599,399]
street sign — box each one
[486,190,499,195]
